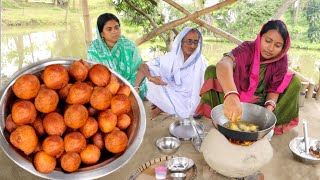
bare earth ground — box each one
[0,99,319,180]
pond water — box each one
[1,24,320,86]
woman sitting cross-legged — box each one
[134,27,208,119]
[195,20,301,135]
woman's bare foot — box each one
[151,105,162,120]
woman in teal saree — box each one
[87,13,146,99]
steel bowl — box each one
[289,137,320,165]
[211,102,276,141]
[0,58,146,179]
[156,137,181,155]
[170,172,186,180]
[165,157,194,172]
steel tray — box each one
[169,119,204,141]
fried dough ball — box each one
[66,82,92,105]
[42,135,64,158]
[42,64,69,89]
[98,109,117,133]
[43,112,67,136]
[31,116,46,137]
[69,60,88,82]
[104,130,128,154]
[92,132,104,150]
[117,114,131,130]
[58,83,72,100]
[110,94,131,116]
[106,75,120,95]
[34,88,59,113]
[79,117,98,138]
[229,122,240,131]
[60,152,81,173]
[12,74,40,100]
[249,124,258,132]
[64,132,87,153]
[90,87,112,110]
[64,104,88,129]
[10,125,38,155]
[80,144,101,165]
[33,151,56,174]
[117,85,131,97]
[11,100,37,125]
[5,114,18,133]
[238,122,250,132]
[88,64,111,86]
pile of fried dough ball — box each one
[5,60,134,174]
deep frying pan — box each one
[211,102,276,141]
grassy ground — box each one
[1,0,116,26]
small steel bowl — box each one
[165,157,194,172]
[156,137,181,155]
[289,137,320,165]
[170,172,186,180]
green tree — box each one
[112,0,184,51]
[211,0,284,40]
[305,0,320,43]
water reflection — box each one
[202,42,237,65]
[1,24,87,85]
[1,26,320,86]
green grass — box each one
[2,0,21,8]
[2,1,79,26]
[1,0,116,26]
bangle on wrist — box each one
[265,103,275,111]
[264,100,276,109]
[223,91,240,100]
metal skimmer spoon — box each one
[189,117,202,144]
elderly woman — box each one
[134,27,208,119]
[87,13,146,98]
[195,20,301,135]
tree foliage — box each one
[304,0,320,43]
[211,0,283,40]
[112,0,172,51]
[112,0,203,51]
[113,0,161,32]
[111,0,319,49]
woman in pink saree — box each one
[195,20,301,135]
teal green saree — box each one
[87,30,146,99]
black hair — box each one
[97,13,120,33]
[260,20,288,49]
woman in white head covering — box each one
[134,27,208,119]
